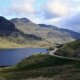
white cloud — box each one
[46,0,70,17]
[7,0,36,16]
[44,0,80,18]
[41,0,80,32]
[1,0,80,32]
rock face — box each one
[0,16,17,36]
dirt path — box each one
[49,48,80,61]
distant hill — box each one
[39,24,58,30]
[55,40,80,58]
[39,24,80,40]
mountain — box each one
[39,24,58,30]
[1,16,80,48]
[0,16,51,48]
[0,16,42,42]
[11,18,76,44]
[39,24,80,40]
[59,28,80,39]
[0,16,17,36]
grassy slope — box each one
[0,38,51,49]
[55,40,80,57]
[1,54,80,80]
[0,38,23,49]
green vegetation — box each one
[16,54,74,70]
[1,54,80,80]
[55,40,80,58]
[0,40,80,80]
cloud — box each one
[4,0,45,23]
[62,13,80,27]
[1,0,80,32]
[46,12,80,32]
[6,0,36,16]
[42,0,80,32]
[46,0,70,17]
[43,0,80,19]
[43,0,72,19]
[59,13,80,32]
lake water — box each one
[0,48,47,66]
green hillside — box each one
[0,54,80,80]
[0,37,51,49]
[55,40,80,58]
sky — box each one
[0,0,80,32]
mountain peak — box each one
[0,16,5,18]
[0,16,16,35]
[11,18,30,23]
[20,18,30,22]
[0,16,7,21]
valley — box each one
[0,40,80,80]
[0,16,80,80]
[0,0,80,79]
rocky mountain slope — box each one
[0,16,42,42]
[11,18,80,44]
[0,16,80,48]
[0,16,51,48]
[39,24,80,40]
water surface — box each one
[0,48,47,66]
